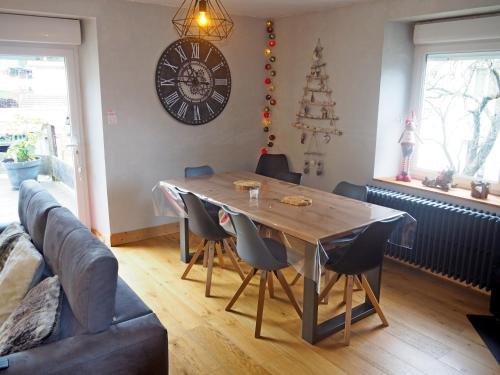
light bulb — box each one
[197,11,208,27]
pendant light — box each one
[172,0,234,41]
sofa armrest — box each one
[1,313,167,375]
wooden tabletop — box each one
[161,171,404,245]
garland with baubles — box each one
[261,20,277,155]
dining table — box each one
[157,171,406,344]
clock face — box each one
[155,38,231,125]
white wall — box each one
[0,0,265,235]
[272,0,500,214]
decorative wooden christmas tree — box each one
[292,39,342,176]
[292,39,342,138]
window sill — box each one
[373,177,500,210]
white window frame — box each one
[409,39,500,195]
[0,43,91,226]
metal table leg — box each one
[179,218,191,263]
[301,243,318,343]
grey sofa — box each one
[0,180,168,374]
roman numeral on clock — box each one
[211,90,225,104]
[206,102,215,115]
[160,78,175,86]
[212,62,224,72]
[191,43,200,59]
[163,59,178,73]
[164,91,179,107]
[175,46,187,63]
[214,78,227,86]
[193,105,201,121]
[177,101,188,118]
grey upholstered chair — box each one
[276,171,302,185]
[332,181,368,202]
[319,216,403,345]
[184,165,219,220]
[177,190,244,297]
[223,206,302,338]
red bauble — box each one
[265,64,272,70]
[264,78,272,85]
[261,148,268,155]
[263,112,270,118]
[267,26,274,33]
[268,40,276,47]
[270,99,277,105]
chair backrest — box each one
[276,171,302,185]
[223,206,286,270]
[331,216,403,275]
[184,165,214,178]
[333,181,368,202]
[177,190,226,241]
[255,154,290,178]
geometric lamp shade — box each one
[172,0,234,42]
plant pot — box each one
[2,157,41,190]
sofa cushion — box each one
[0,236,44,325]
[18,180,45,229]
[44,208,118,334]
[0,275,61,356]
[25,190,60,252]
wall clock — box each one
[155,37,231,125]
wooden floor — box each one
[111,234,499,375]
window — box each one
[416,52,500,184]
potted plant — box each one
[2,134,41,190]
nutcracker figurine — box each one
[396,111,422,182]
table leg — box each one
[179,218,191,263]
[301,243,318,344]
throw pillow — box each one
[0,236,44,325]
[0,275,61,356]
[0,223,30,272]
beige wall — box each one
[0,0,265,235]
[271,0,500,214]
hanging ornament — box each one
[266,94,272,100]
[269,33,275,39]
[263,126,269,132]
[266,20,273,27]
[261,148,268,155]
[270,99,277,106]
[268,40,276,48]
[270,70,276,77]
[269,134,276,141]
[265,63,272,70]
[264,48,272,56]
[269,56,276,63]
[264,78,272,85]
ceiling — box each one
[127,0,371,18]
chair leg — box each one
[222,239,245,280]
[290,272,302,286]
[255,270,268,338]
[203,244,209,267]
[226,268,258,311]
[228,237,241,261]
[343,276,348,303]
[215,241,225,268]
[361,275,388,326]
[181,239,206,279]
[205,241,215,297]
[318,271,339,302]
[268,272,274,298]
[274,270,303,319]
[344,275,354,345]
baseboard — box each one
[91,228,111,247]
[109,223,179,246]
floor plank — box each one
[111,235,498,375]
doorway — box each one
[0,45,90,226]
